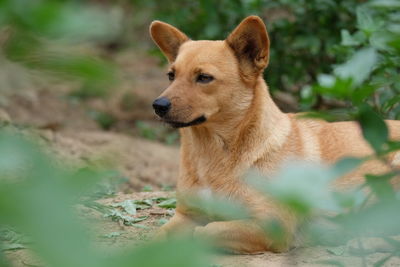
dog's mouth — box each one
[164,115,206,128]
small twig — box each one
[118,220,124,229]
[373,251,396,267]
[373,92,380,113]
[150,210,169,215]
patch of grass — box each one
[161,184,174,191]
[87,110,117,130]
[141,185,153,192]
[135,121,179,145]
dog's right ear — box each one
[226,16,270,78]
[150,21,189,63]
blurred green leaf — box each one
[365,173,396,200]
[334,199,400,237]
[351,84,376,105]
[0,250,11,267]
[184,193,250,221]
[108,238,211,267]
[314,75,354,99]
[247,163,341,215]
[357,6,382,35]
[333,189,367,210]
[369,0,400,8]
[1,0,119,98]
[1,0,121,42]
[341,29,361,46]
[334,47,378,86]
[298,111,340,122]
[0,132,103,267]
[357,105,388,152]
[332,157,363,177]
[370,31,397,52]
[383,95,400,111]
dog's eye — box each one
[167,71,175,81]
[196,74,214,84]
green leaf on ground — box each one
[1,243,26,251]
[111,200,137,216]
[133,199,153,210]
[314,259,345,267]
[101,232,124,238]
[327,246,345,256]
[157,198,177,209]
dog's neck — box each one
[181,77,291,161]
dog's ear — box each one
[226,16,270,77]
[150,21,189,63]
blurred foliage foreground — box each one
[2,105,400,267]
[1,112,400,267]
[1,0,400,266]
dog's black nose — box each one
[152,97,171,117]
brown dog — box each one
[149,16,400,253]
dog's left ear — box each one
[150,21,189,63]
[226,16,270,77]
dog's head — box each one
[150,16,270,128]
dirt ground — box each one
[5,192,400,267]
[0,49,180,192]
[2,48,400,267]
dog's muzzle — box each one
[152,97,206,128]
[165,115,206,128]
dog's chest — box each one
[195,157,213,184]
[192,145,236,186]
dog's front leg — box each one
[155,211,198,239]
[194,220,289,254]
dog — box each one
[149,16,400,253]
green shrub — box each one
[144,0,399,119]
[302,0,400,120]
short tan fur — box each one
[149,16,400,253]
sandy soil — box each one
[1,50,179,191]
[49,130,179,191]
[5,191,400,267]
